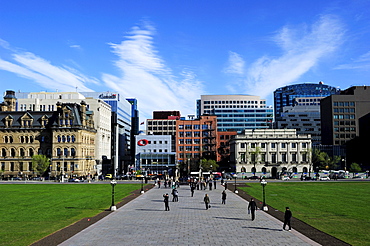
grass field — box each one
[0,183,141,246]
[239,181,370,246]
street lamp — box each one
[110,179,117,211]
[234,174,238,193]
[260,179,268,211]
[141,174,144,194]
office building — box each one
[196,95,273,133]
[321,86,370,146]
[274,82,340,120]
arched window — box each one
[292,167,298,173]
[262,167,267,174]
[57,135,61,143]
[29,148,34,157]
[64,148,68,156]
[25,136,29,143]
[20,148,25,157]
[30,136,34,143]
[1,148,6,157]
[4,136,8,143]
[67,136,70,142]
[62,136,66,142]
[57,148,62,156]
[71,135,76,143]
[71,148,76,157]
[20,136,24,143]
[11,148,16,157]
[303,167,308,173]
[241,167,246,172]
[9,136,13,143]
[251,167,256,174]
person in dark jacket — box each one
[283,207,292,231]
[204,194,210,210]
[163,193,170,211]
[248,198,257,221]
[221,190,227,204]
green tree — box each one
[250,146,261,175]
[200,159,218,171]
[32,155,50,176]
[313,150,341,170]
[349,163,362,172]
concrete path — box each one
[59,184,320,246]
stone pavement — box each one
[59,184,320,246]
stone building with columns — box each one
[0,90,97,179]
[230,129,312,179]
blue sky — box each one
[1,0,370,120]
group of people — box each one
[162,180,293,231]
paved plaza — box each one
[59,183,320,246]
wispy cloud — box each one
[0,42,96,92]
[223,51,245,75]
[225,15,345,100]
[335,51,370,70]
[103,23,205,119]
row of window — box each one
[240,142,308,149]
[142,140,169,145]
[239,152,308,163]
[179,132,212,137]
[179,146,211,151]
[148,126,175,131]
[178,125,210,130]
[334,134,356,139]
[204,100,264,104]
[334,127,356,132]
[140,149,169,153]
[333,114,355,119]
[148,121,175,125]
[0,147,82,157]
[57,135,76,143]
[1,161,78,172]
[334,121,355,126]
[204,105,264,109]
[333,102,355,107]
[334,108,355,113]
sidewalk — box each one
[58,184,320,246]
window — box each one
[281,143,286,148]
[291,143,296,148]
[261,143,266,148]
[241,143,245,148]
[271,153,276,163]
[186,146,192,151]
[271,143,276,148]
[282,153,287,162]
[302,143,307,148]
[292,153,297,162]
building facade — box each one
[276,98,322,145]
[196,95,273,133]
[0,91,96,179]
[274,82,340,120]
[321,86,370,146]
[176,115,218,175]
[15,91,111,176]
[230,129,311,178]
[135,134,176,178]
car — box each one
[68,178,81,182]
[105,174,113,179]
[319,176,330,181]
[249,176,260,180]
[282,176,290,181]
[12,177,22,181]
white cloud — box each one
[0,43,97,92]
[223,51,245,75]
[103,23,205,119]
[226,15,345,100]
[335,51,370,70]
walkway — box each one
[59,183,320,246]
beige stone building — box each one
[0,91,96,179]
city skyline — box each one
[1,0,370,121]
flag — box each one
[140,122,145,125]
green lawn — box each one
[0,183,141,246]
[239,182,370,246]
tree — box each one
[199,159,218,171]
[312,150,340,170]
[349,163,362,172]
[250,146,261,175]
[32,155,50,177]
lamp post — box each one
[234,174,238,193]
[141,174,144,194]
[110,179,117,211]
[260,179,268,211]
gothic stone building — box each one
[0,91,96,179]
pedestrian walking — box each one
[163,193,170,211]
[158,180,161,188]
[283,207,292,231]
[248,198,257,221]
[172,188,178,202]
[214,179,216,189]
[221,190,227,204]
[209,180,213,190]
[224,181,228,190]
[204,194,210,210]
[191,186,195,197]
